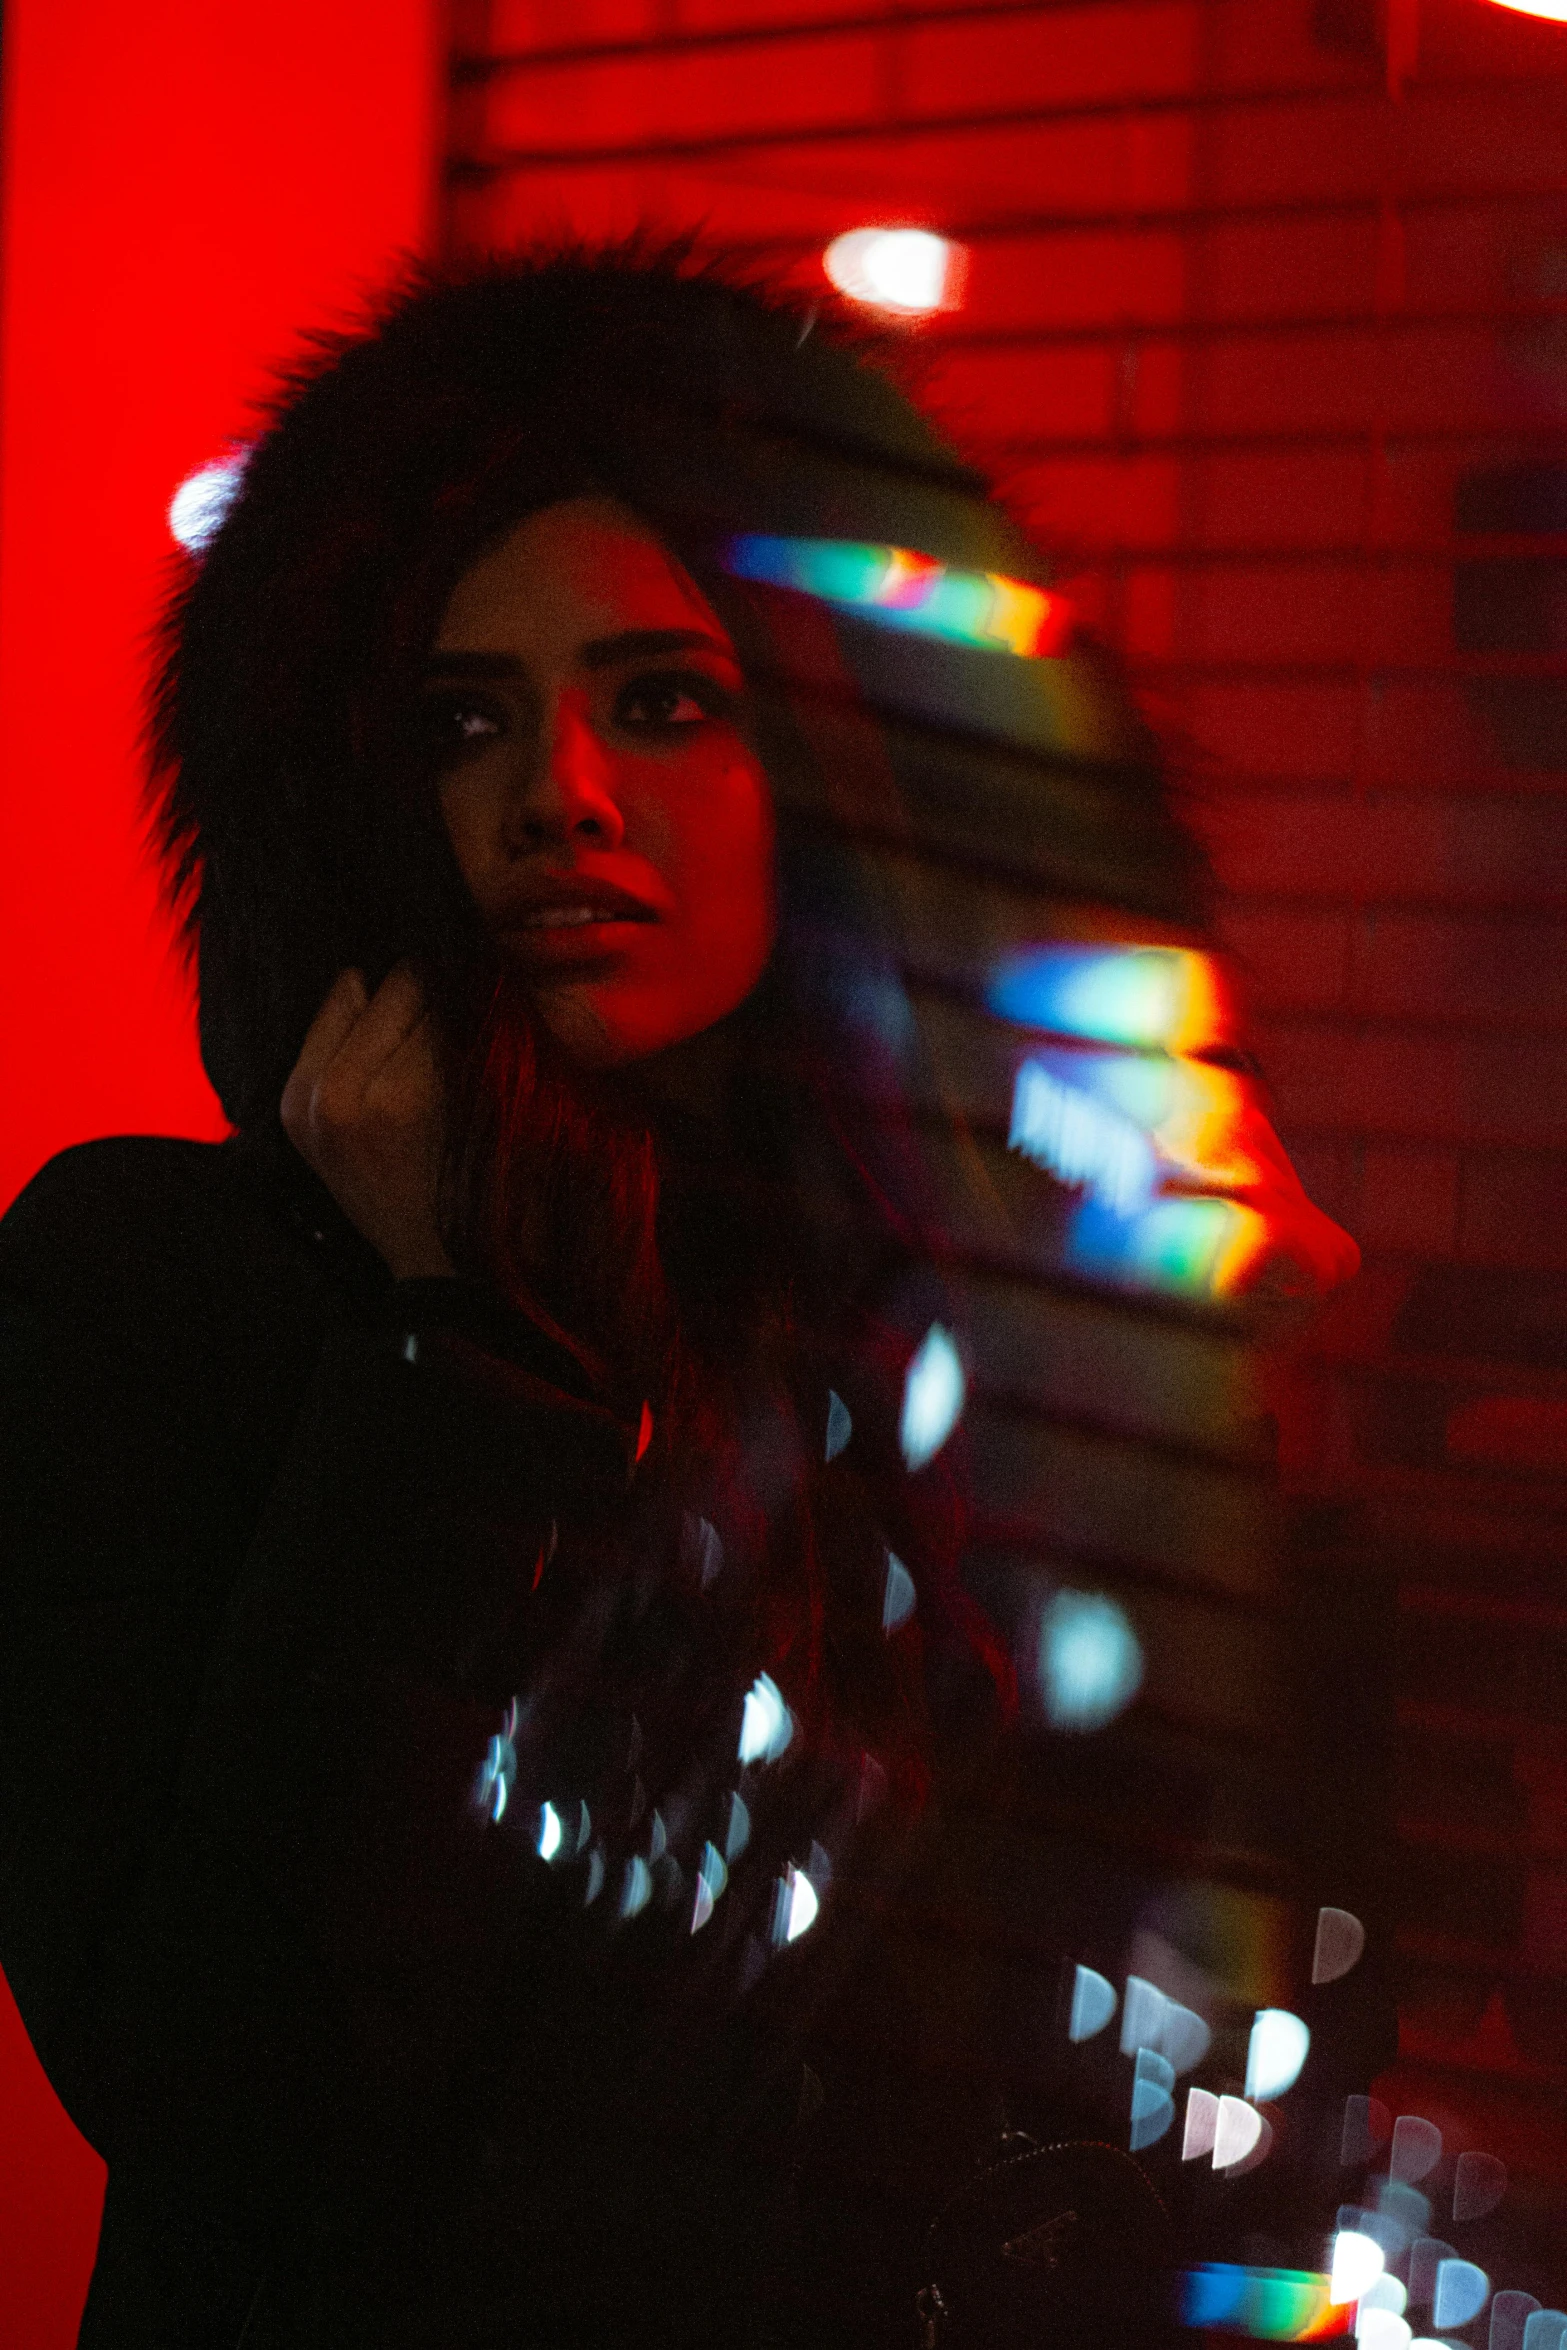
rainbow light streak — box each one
[989,945,1227,1056]
[721,534,1073,659]
[994,944,1281,1302]
[1180,2266,1351,2341]
[1009,1058,1157,1216]
[1066,1194,1271,1299]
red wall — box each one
[0,3,436,2336]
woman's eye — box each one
[615,672,731,733]
[421,696,503,756]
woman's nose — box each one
[510,692,625,852]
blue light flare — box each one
[1036,1589,1143,1732]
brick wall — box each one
[445,0,1567,2280]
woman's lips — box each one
[498,910,653,968]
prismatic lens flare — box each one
[168,452,248,553]
[988,942,1294,1304]
[1008,1059,1157,1217]
[1313,1907,1367,1985]
[823,226,965,314]
[899,1323,965,1469]
[537,1801,562,1861]
[1246,2009,1311,2103]
[989,944,1228,1055]
[721,534,1072,659]
[1180,2265,1350,2340]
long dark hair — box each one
[149,240,1205,1789]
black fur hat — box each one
[150,238,1203,1133]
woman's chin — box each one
[530,978,747,1074]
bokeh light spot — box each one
[899,1323,965,1469]
[1331,2234,1387,2308]
[1246,2008,1311,2102]
[823,226,964,313]
[1068,1963,1117,2043]
[1433,2263,1490,2332]
[1037,1590,1143,1732]
[167,452,247,553]
[1313,1907,1367,1984]
[738,1673,793,1765]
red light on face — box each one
[823,228,966,315]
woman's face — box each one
[427,495,775,1067]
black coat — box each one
[0,1135,1034,2350]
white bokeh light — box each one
[899,1323,965,1469]
[738,1672,794,1765]
[824,227,964,315]
[1037,1590,1143,1732]
[1212,2095,1263,2170]
[1245,2007,1311,2102]
[168,453,247,553]
[1331,2233,1387,2308]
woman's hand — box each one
[280,965,455,1281]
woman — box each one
[0,244,1354,2349]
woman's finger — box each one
[282,968,369,1107]
[326,962,430,1090]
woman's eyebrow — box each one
[578,628,737,670]
[423,631,736,681]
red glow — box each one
[0,0,435,1221]
[0,2,434,2338]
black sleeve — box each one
[0,1140,630,2341]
